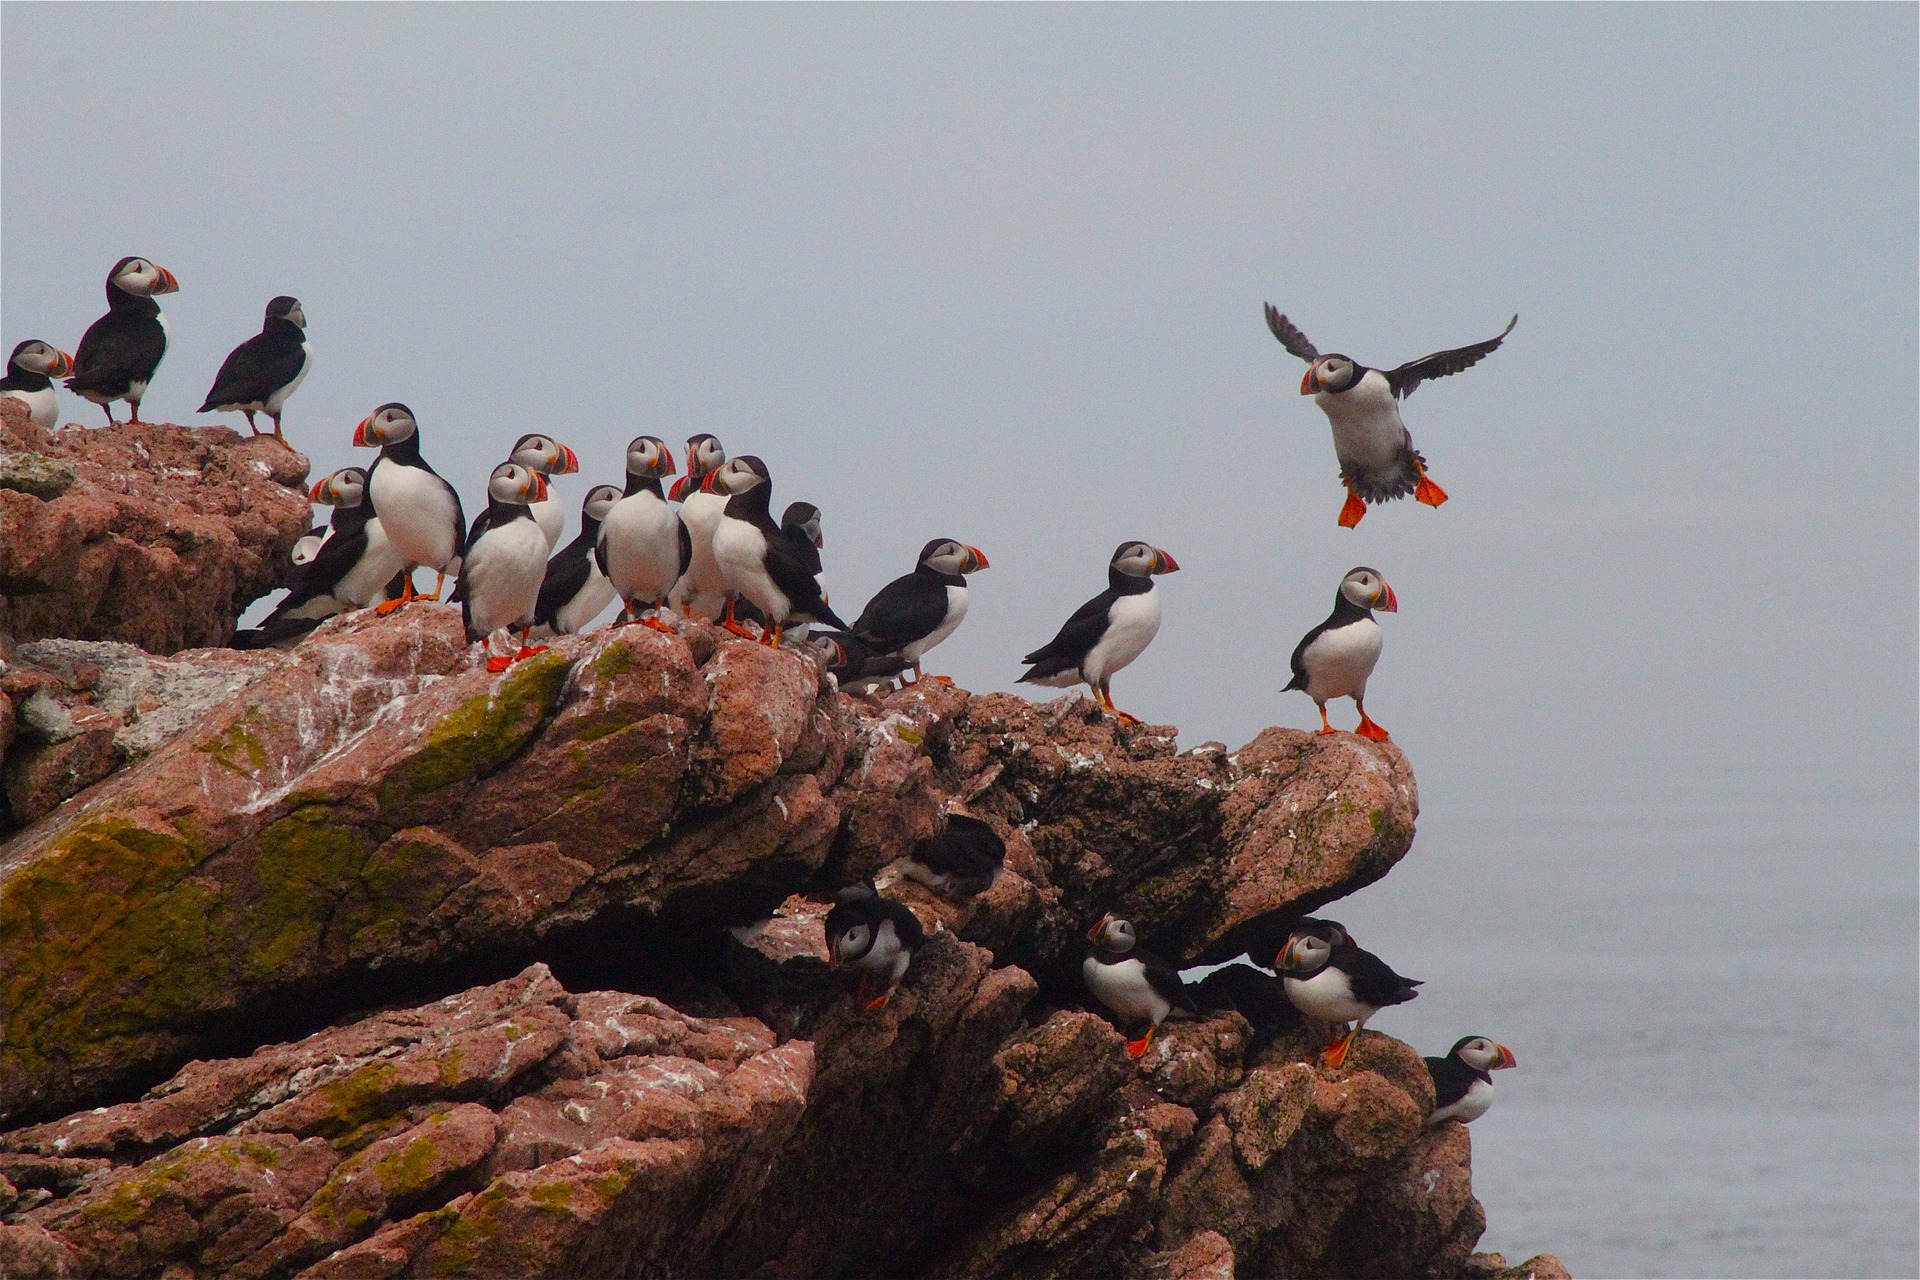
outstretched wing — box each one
[1384,315,1517,400]
[1264,304,1319,362]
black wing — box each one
[1193,964,1299,1032]
[921,814,1005,878]
[1138,946,1199,1013]
[448,506,495,602]
[766,533,845,628]
[69,312,166,393]
[1425,1054,1477,1110]
[677,516,693,577]
[784,526,823,577]
[1341,944,1422,1008]
[1020,589,1116,677]
[1264,304,1320,362]
[1283,614,1334,693]
[1384,315,1517,400]
[878,897,926,950]
[280,522,369,611]
[200,332,305,409]
[534,542,593,629]
[851,573,948,653]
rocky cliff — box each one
[0,424,1566,1278]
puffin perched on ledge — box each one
[851,538,989,685]
[1265,304,1516,527]
[531,484,622,638]
[706,455,847,645]
[1286,566,1397,741]
[596,435,686,633]
[1,340,75,430]
[1425,1036,1518,1126]
[199,295,310,445]
[1276,921,1421,1069]
[1019,541,1179,725]
[1084,914,1196,1058]
[667,433,730,621]
[459,461,552,671]
[67,256,179,425]
[354,403,466,611]
[825,881,925,1011]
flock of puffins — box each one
[4,255,1523,1125]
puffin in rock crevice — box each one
[1265,304,1516,527]
[1084,914,1196,1058]
[67,256,179,425]
[1,340,75,430]
[824,881,925,1011]
[1425,1036,1517,1126]
[1285,566,1397,741]
[1019,541,1179,725]
[705,456,847,645]
[850,538,989,685]
[459,461,552,671]
[900,801,1005,898]
[1276,922,1421,1069]
[353,403,466,611]
[667,433,731,620]
[531,484,623,638]
[595,436,688,633]
[198,295,310,445]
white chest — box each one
[1430,1077,1495,1125]
[370,463,461,570]
[336,518,408,607]
[712,518,786,618]
[1300,618,1383,702]
[3,385,60,430]
[530,490,565,552]
[902,584,969,661]
[265,343,312,413]
[1317,373,1406,471]
[1083,955,1171,1024]
[1282,965,1371,1024]
[1083,587,1161,684]
[463,517,549,635]
[598,492,682,602]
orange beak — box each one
[1086,914,1114,942]
[309,478,329,501]
[1376,581,1399,613]
[656,448,676,477]
[667,474,692,501]
[965,546,989,571]
[153,266,180,295]
[1155,549,1180,574]
[699,470,721,494]
[557,445,580,475]
[1495,1044,1517,1069]
[529,473,551,502]
[352,416,374,447]
[52,350,75,377]
[1300,366,1319,395]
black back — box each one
[852,564,957,654]
[824,884,926,962]
[1424,1048,1489,1110]
[199,313,306,410]
[534,513,604,631]
[914,814,1005,889]
[1020,566,1153,680]
[1333,943,1422,1009]
[723,460,845,629]
[1,344,52,393]
[68,288,165,396]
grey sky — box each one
[4,5,1915,1272]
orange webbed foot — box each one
[722,621,759,640]
[1125,1027,1156,1059]
[1113,710,1143,727]
[864,991,893,1012]
[1338,491,1368,528]
[1355,718,1391,742]
[931,675,954,687]
[485,654,512,673]
[1321,1031,1355,1069]
[641,616,677,635]
[1414,475,1448,508]
[514,645,549,663]
[374,598,409,616]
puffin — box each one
[1285,566,1397,741]
[530,484,623,638]
[666,433,731,620]
[1425,1036,1518,1126]
[289,524,328,567]
[1275,923,1422,1068]
[1084,914,1197,1058]
[705,456,847,645]
[352,403,465,611]
[733,501,828,635]
[1,340,75,429]
[197,296,310,444]
[807,629,914,693]
[459,461,553,671]
[595,435,688,633]
[850,539,990,685]
[508,433,581,552]
[901,802,1005,898]
[67,256,179,425]
[1192,964,1300,1045]
[1018,541,1180,725]
[234,467,406,648]
[1265,304,1516,527]
[824,881,925,1011]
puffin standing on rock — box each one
[1,340,75,429]
[1265,304,1516,527]
[353,403,465,611]
[850,538,990,685]
[706,456,847,645]
[1276,922,1422,1069]
[596,436,687,633]
[198,295,310,445]
[1084,914,1196,1058]
[1286,566,1397,742]
[504,432,581,552]
[531,484,623,638]
[1425,1036,1518,1126]
[235,467,405,647]
[824,881,925,1011]
[1019,541,1179,725]
[67,256,179,425]
[459,462,552,671]
[667,433,731,621]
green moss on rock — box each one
[379,653,572,814]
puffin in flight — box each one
[459,461,553,671]
[235,467,406,647]
[531,484,623,638]
[1265,305,1516,527]
[705,456,847,645]
[667,433,731,620]
[353,403,466,611]
[1425,1036,1518,1126]
[850,538,990,685]
[1276,921,1421,1068]
[198,296,310,445]
[1285,566,1397,742]
[1084,914,1196,1058]
[1018,541,1179,725]
[824,881,925,1011]
[1,340,75,430]
[596,435,688,633]
[67,256,179,425]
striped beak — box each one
[526,472,551,503]
[1086,914,1114,942]
[964,546,989,572]
[556,444,580,475]
[1153,548,1180,574]
[699,470,722,494]
[152,266,180,295]
[1301,365,1320,395]
[1494,1044,1517,1070]
[51,350,76,378]
[309,478,329,501]
[1375,580,1398,613]
[667,474,692,501]
[351,416,375,447]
